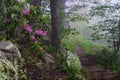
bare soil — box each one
[75,46,117,80]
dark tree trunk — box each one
[50,0,60,51]
[32,0,42,6]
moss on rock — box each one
[0,41,27,80]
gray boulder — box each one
[43,53,55,63]
[66,51,81,79]
[0,41,27,80]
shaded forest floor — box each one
[75,46,117,80]
[21,43,117,80]
[20,44,67,80]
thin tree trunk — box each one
[50,0,60,51]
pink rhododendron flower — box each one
[31,35,35,40]
[42,32,47,36]
[35,29,47,36]
[31,35,38,42]
[24,24,32,33]
[23,9,30,15]
[3,18,11,23]
[35,29,43,35]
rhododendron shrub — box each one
[0,0,50,54]
[23,9,30,15]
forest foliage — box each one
[0,0,120,79]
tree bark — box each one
[50,0,60,51]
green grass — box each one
[72,34,105,54]
[61,37,75,51]
[62,21,106,54]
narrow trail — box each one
[75,46,116,80]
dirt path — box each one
[75,46,116,80]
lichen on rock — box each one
[0,41,27,80]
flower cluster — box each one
[24,24,32,33]
[31,35,38,42]
[24,23,47,43]
[22,7,47,44]
[2,1,47,54]
[23,9,30,15]
[35,29,47,36]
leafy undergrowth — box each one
[70,21,107,54]
[73,35,106,54]
[63,33,106,55]
[86,49,120,79]
[19,43,67,80]
[61,38,75,51]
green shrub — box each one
[93,48,116,68]
[61,38,75,51]
[56,50,81,80]
[66,51,81,80]
[89,48,120,79]
[112,55,120,79]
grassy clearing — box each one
[73,34,106,54]
[61,37,75,51]
[62,21,106,54]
